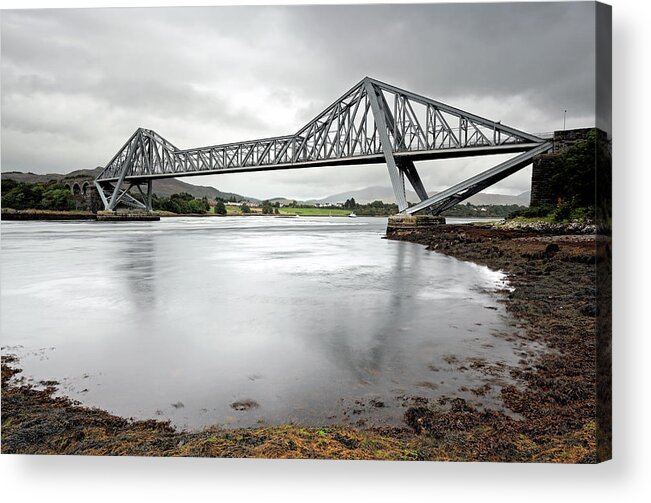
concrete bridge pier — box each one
[386,214,445,234]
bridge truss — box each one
[95,77,551,214]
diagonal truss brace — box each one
[365,79,408,212]
[405,142,553,215]
[96,179,152,211]
[95,77,549,213]
[399,159,429,202]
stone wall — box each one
[549,127,596,154]
[62,176,103,211]
[530,128,600,207]
[530,154,562,207]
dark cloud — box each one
[1,3,596,198]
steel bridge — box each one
[95,77,552,214]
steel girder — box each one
[96,77,549,213]
[405,142,553,215]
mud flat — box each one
[1,221,609,462]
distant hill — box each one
[1,169,257,202]
[306,186,530,206]
[468,191,530,206]
[1,167,104,184]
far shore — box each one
[0,208,384,221]
[1,208,510,222]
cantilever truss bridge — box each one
[95,77,552,214]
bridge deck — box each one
[98,143,541,183]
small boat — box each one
[348,212,357,218]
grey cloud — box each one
[1,3,597,198]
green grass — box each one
[279,207,350,216]
[207,205,255,215]
[506,215,557,224]
[225,206,244,215]
[206,205,351,216]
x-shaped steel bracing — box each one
[96,77,552,213]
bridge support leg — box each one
[96,180,147,211]
[95,181,111,210]
[364,80,408,212]
[398,159,428,202]
[146,180,153,212]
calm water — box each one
[1,216,533,430]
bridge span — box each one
[95,77,552,214]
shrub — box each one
[214,201,227,215]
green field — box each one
[280,207,351,216]
[224,205,244,214]
[208,205,352,216]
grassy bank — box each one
[279,207,351,216]
[1,208,96,220]
[209,206,352,216]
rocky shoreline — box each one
[1,222,610,462]
[387,222,611,462]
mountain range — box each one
[2,170,529,206]
[305,185,530,206]
[1,168,258,202]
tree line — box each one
[1,180,77,211]
[0,180,217,215]
[149,192,211,214]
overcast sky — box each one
[1,2,596,200]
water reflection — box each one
[318,242,413,384]
[1,217,532,430]
[116,236,156,310]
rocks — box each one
[580,303,599,317]
[230,399,259,411]
[544,243,560,257]
[498,220,596,235]
[387,223,609,461]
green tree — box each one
[549,130,599,209]
[1,181,73,210]
[518,129,610,224]
[214,201,227,215]
[188,199,208,214]
[241,202,251,213]
[41,187,75,211]
[1,179,18,195]
[343,198,357,209]
[2,183,40,209]
[261,200,274,214]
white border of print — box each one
[0,1,648,502]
